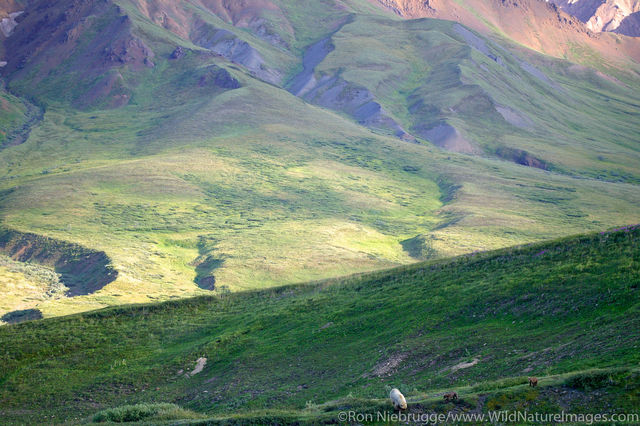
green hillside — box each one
[0,0,638,320]
[0,86,38,148]
[0,226,638,423]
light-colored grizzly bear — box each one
[390,388,407,410]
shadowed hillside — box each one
[0,228,117,297]
[0,227,638,423]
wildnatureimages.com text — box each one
[338,410,640,424]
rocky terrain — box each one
[374,0,640,59]
[550,0,640,36]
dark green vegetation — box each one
[0,0,638,319]
[92,403,204,423]
[0,227,638,423]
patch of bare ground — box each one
[450,357,480,372]
[366,352,408,377]
[186,357,207,377]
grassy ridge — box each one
[0,226,638,423]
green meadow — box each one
[0,227,638,423]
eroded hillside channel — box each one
[0,228,117,305]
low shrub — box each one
[92,402,200,423]
[564,372,615,390]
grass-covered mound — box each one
[0,226,638,423]
[92,403,203,423]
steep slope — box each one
[0,87,34,147]
[617,10,640,34]
[550,0,640,36]
[0,1,31,146]
[0,227,638,423]
[373,0,640,63]
[0,0,638,319]
[1,0,156,109]
[0,0,22,39]
[305,14,640,176]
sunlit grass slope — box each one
[0,227,638,423]
[0,0,638,318]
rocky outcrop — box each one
[198,66,241,89]
[372,0,640,63]
[496,146,549,169]
[101,24,155,69]
[132,0,293,48]
[0,10,21,37]
[549,0,640,36]
[298,73,412,139]
[197,0,293,48]
[1,0,154,108]
[170,45,186,59]
[129,1,288,83]
[191,22,282,84]
[413,123,477,154]
[453,24,505,66]
[287,35,412,140]
[3,1,154,74]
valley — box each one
[0,0,639,423]
[0,0,637,320]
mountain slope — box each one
[0,0,638,319]
[302,14,640,177]
[549,0,640,36]
[373,0,640,62]
[0,227,638,423]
